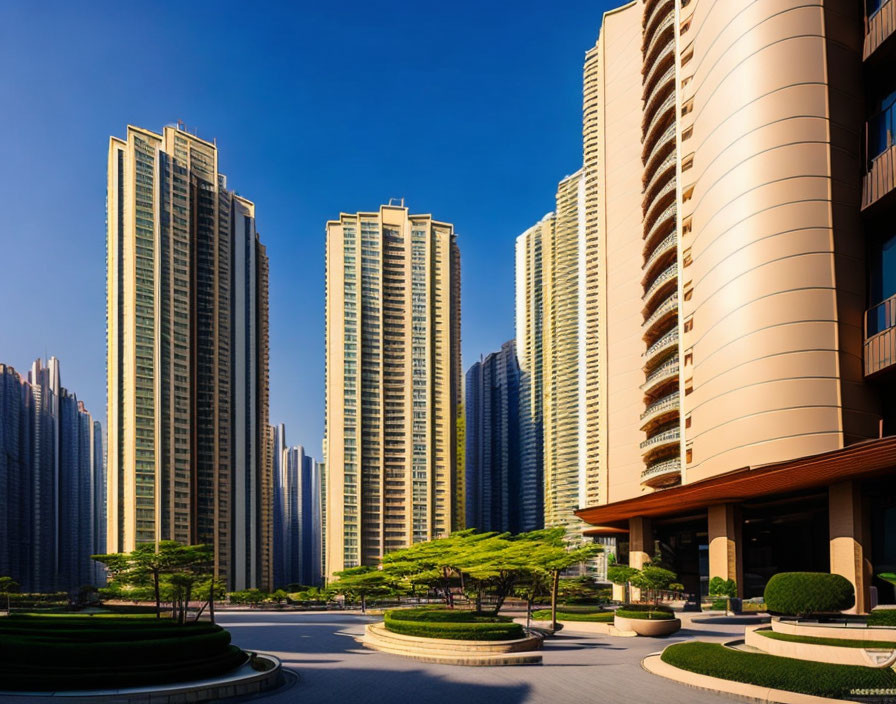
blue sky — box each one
[0,0,614,453]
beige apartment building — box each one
[575,0,896,611]
[324,201,462,578]
[106,124,272,590]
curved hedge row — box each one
[661,641,896,699]
[384,608,524,641]
[0,616,247,691]
[616,608,675,621]
[764,573,854,616]
[531,609,614,623]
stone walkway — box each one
[219,611,754,704]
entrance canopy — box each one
[575,436,896,528]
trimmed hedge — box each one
[619,603,673,613]
[0,615,247,690]
[531,609,614,623]
[616,608,675,621]
[758,630,896,649]
[763,572,854,616]
[661,641,896,699]
[384,608,524,641]
[868,610,896,627]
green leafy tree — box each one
[330,566,397,613]
[0,576,20,616]
[607,564,639,603]
[630,565,677,612]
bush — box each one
[661,641,896,699]
[867,610,896,627]
[708,577,737,598]
[763,572,854,617]
[531,609,614,623]
[618,603,673,614]
[384,608,524,641]
[616,608,675,620]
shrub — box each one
[763,572,854,617]
[531,609,614,623]
[616,608,675,620]
[384,608,524,640]
[708,577,737,598]
[661,641,896,699]
[758,630,896,649]
[618,603,673,614]
[867,610,896,627]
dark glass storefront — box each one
[869,477,896,604]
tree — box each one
[630,565,677,611]
[330,566,396,613]
[607,564,639,603]
[0,577,20,616]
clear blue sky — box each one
[0,0,615,453]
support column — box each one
[829,481,871,614]
[708,503,743,598]
[628,516,652,601]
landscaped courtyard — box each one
[212,610,744,704]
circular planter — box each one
[614,614,681,636]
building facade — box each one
[324,201,462,578]
[576,0,896,611]
[0,358,104,593]
[106,124,272,591]
[465,341,524,533]
[272,424,323,588]
[515,216,551,532]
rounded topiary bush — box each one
[764,572,854,617]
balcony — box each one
[865,293,896,377]
[641,456,682,489]
[642,72,675,130]
[644,326,679,370]
[865,0,896,60]
[642,93,676,160]
[643,11,674,65]
[643,292,678,340]
[642,130,675,184]
[643,0,673,33]
[862,143,896,211]
[641,355,679,396]
[640,391,680,431]
[643,263,677,306]
[643,150,676,204]
[642,42,674,101]
[643,202,676,250]
[642,231,677,283]
[643,165,676,215]
[640,426,681,459]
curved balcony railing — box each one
[640,391,681,429]
[642,231,676,281]
[642,91,676,154]
[643,156,676,210]
[643,145,675,197]
[642,66,675,125]
[644,327,679,369]
[641,131,675,183]
[643,0,673,33]
[643,8,674,60]
[644,177,677,226]
[642,116,676,165]
[640,456,682,487]
[641,355,679,394]
[642,46,675,105]
[643,292,678,336]
[640,426,681,453]
[643,202,676,247]
[643,264,677,313]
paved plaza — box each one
[219,611,745,704]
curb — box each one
[641,652,857,704]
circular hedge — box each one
[764,572,854,617]
[384,608,525,641]
[0,615,247,691]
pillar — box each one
[829,481,871,614]
[628,516,652,601]
[707,503,743,598]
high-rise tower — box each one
[324,202,461,577]
[106,124,272,590]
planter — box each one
[614,614,681,636]
[772,618,896,642]
[745,625,896,668]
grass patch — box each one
[531,609,614,623]
[661,641,896,699]
[758,629,896,649]
[0,614,246,691]
[868,610,896,627]
[384,608,524,641]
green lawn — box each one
[661,641,896,700]
[868,610,896,627]
[758,629,896,649]
[0,614,246,691]
[531,609,614,623]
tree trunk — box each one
[209,581,216,625]
[526,595,532,631]
[551,570,560,631]
[475,587,482,614]
[361,593,366,614]
[153,571,161,618]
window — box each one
[682,153,695,172]
[682,216,693,235]
[868,88,896,164]
[684,348,694,366]
[682,126,693,141]
[683,248,693,267]
[685,414,692,429]
[682,185,695,202]
[683,316,694,333]
[681,44,694,67]
[684,377,693,395]
[682,99,695,117]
